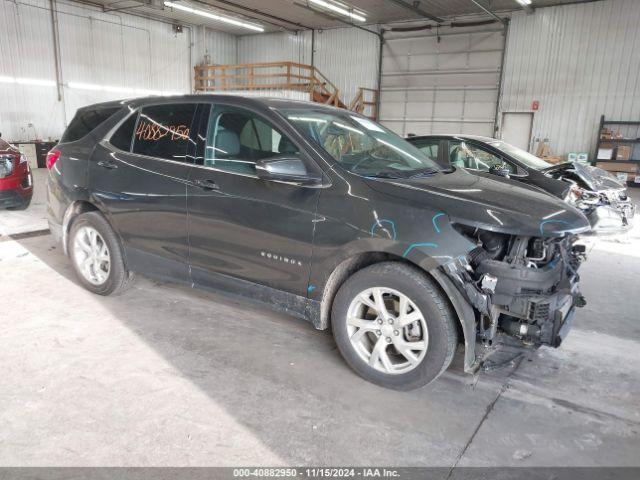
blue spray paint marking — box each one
[307,285,316,293]
[431,212,446,233]
[402,242,439,258]
[370,219,397,240]
[539,219,571,235]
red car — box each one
[0,137,33,210]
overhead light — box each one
[164,1,264,32]
[516,0,532,5]
[308,0,367,22]
[0,76,56,87]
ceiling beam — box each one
[386,0,444,24]
[469,0,508,25]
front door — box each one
[186,103,322,305]
[89,102,200,281]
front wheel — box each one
[68,211,133,295]
[332,262,458,390]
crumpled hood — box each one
[544,161,625,192]
[365,168,591,237]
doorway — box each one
[501,112,534,151]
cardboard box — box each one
[616,145,632,160]
[596,161,638,173]
[597,148,614,160]
[600,128,613,140]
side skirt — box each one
[125,247,316,327]
[191,266,312,324]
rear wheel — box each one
[332,262,458,390]
[69,211,133,295]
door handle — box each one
[97,160,118,170]
[191,178,219,191]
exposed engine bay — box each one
[546,162,635,232]
[444,226,587,360]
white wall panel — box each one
[238,31,311,65]
[196,26,238,66]
[500,0,640,155]
[0,0,63,141]
[0,0,238,142]
[238,27,379,110]
[313,27,379,108]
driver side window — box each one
[448,141,514,173]
[205,107,299,175]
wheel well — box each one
[319,252,462,338]
[62,200,100,254]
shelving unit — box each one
[593,115,640,187]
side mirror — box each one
[489,163,511,178]
[256,155,322,186]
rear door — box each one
[186,102,322,303]
[89,102,201,282]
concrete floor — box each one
[0,169,48,236]
[1,170,639,467]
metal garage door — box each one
[379,24,506,138]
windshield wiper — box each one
[408,167,439,178]
[367,171,405,179]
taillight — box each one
[46,149,61,170]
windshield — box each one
[278,108,440,178]
[488,140,552,170]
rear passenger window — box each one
[132,104,197,162]
[61,107,120,143]
[411,139,440,162]
[204,107,298,175]
[110,113,138,152]
[449,141,515,174]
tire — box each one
[68,211,133,295]
[7,197,31,210]
[331,262,458,390]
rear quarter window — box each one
[61,107,120,143]
[110,113,138,152]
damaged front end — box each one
[566,185,635,233]
[442,227,587,372]
[548,162,636,233]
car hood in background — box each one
[365,168,591,237]
[543,161,625,192]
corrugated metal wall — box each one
[0,0,237,141]
[0,0,61,141]
[238,31,312,65]
[313,27,380,107]
[237,27,379,109]
[199,27,238,66]
[500,0,640,156]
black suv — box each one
[48,95,590,390]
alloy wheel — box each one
[346,287,429,374]
[73,226,111,285]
